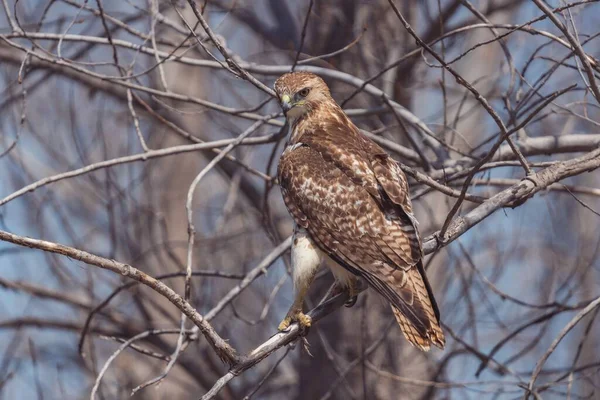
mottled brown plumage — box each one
[275,71,444,350]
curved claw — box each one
[344,295,358,308]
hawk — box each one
[274,72,445,351]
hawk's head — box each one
[274,72,331,121]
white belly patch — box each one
[291,228,324,291]
[292,226,356,290]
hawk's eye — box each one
[298,88,310,97]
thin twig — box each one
[291,0,314,70]
[526,295,600,399]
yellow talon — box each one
[278,311,312,331]
[278,316,292,331]
[297,312,312,328]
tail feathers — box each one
[392,266,445,351]
[392,306,445,351]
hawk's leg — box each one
[278,226,322,332]
[325,258,361,308]
[329,277,361,307]
[344,278,360,307]
[277,270,316,332]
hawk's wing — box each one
[278,129,443,347]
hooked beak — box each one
[280,94,293,112]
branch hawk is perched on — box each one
[274,72,445,351]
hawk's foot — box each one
[278,311,312,332]
[344,279,361,308]
[278,316,292,331]
[327,280,361,307]
[297,312,312,328]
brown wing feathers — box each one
[279,141,445,350]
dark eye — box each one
[298,88,310,97]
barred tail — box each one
[392,306,445,351]
[392,265,445,351]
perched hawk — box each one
[274,72,445,350]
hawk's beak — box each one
[280,94,293,112]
